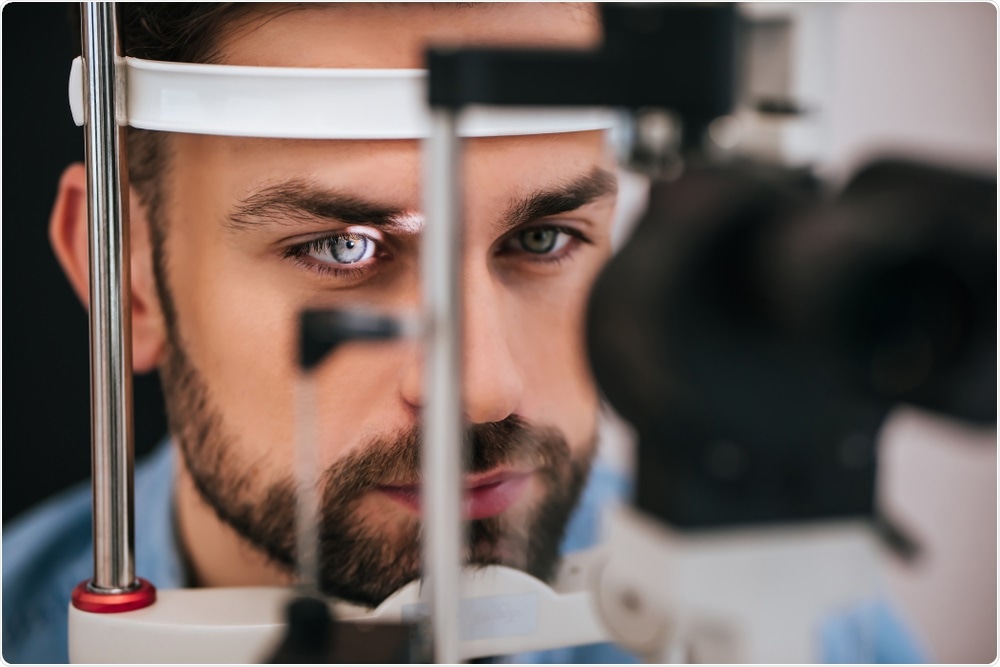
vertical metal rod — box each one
[295,373,320,592]
[420,110,465,663]
[82,1,136,593]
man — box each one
[4,3,633,662]
[3,3,927,664]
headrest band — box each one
[69,57,617,139]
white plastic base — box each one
[68,554,609,663]
[69,586,289,664]
[597,506,882,663]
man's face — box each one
[155,4,617,605]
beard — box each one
[159,327,594,607]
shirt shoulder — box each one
[2,478,93,663]
[2,441,179,664]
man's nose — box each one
[399,274,524,424]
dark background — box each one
[3,3,167,524]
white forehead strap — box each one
[68,56,616,139]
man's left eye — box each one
[511,227,572,255]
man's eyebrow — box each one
[227,180,408,231]
[499,166,618,234]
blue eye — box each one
[306,234,376,265]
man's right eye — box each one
[302,234,377,265]
[282,232,383,279]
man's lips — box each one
[377,470,532,520]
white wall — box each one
[824,2,997,179]
[822,4,997,662]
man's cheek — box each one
[514,309,598,421]
[172,276,298,464]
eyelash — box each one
[499,225,592,264]
[283,224,592,279]
[282,235,379,280]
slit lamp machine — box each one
[66,3,995,663]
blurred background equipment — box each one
[588,158,995,531]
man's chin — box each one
[312,493,557,607]
[318,528,539,606]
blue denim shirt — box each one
[2,442,927,663]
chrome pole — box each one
[81,1,136,593]
[420,110,465,663]
[295,373,320,592]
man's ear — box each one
[50,163,167,373]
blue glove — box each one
[821,599,929,663]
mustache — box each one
[316,415,559,503]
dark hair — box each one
[70,3,257,63]
[70,3,271,215]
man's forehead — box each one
[214,3,601,69]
